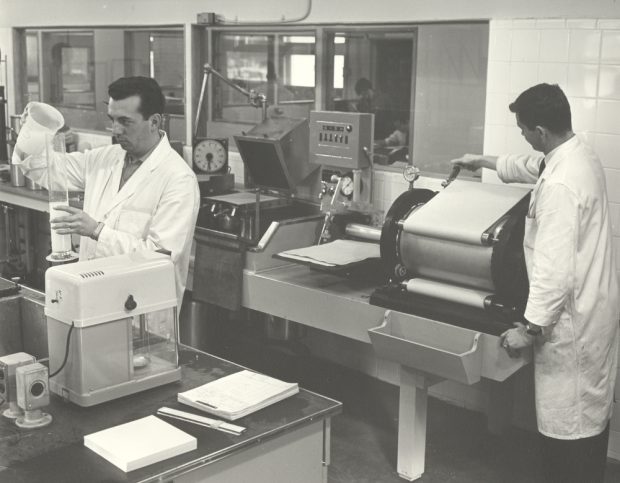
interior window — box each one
[330,31,414,137]
[18,27,185,139]
[212,32,316,123]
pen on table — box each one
[157,407,246,436]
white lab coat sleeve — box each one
[96,172,200,264]
[496,153,542,184]
[12,149,88,191]
[524,182,578,327]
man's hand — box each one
[50,205,98,237]
[499,322,534,358]
[451,154,498,172]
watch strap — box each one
[91,222,105,241]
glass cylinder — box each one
[46,132,78,263]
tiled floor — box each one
[202,314,620,483]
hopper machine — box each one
[238,167,533,481]
[192,110,533,481]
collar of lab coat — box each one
[104,131,172,214]
[540,134,579,177]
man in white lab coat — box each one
[14,77,200,310]
[452,83,619,483]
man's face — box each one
[516,115,544,152]
[108,95,154,156]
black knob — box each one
[125,295,137,311]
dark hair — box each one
[509,83,572,134]
[108,76,165,119]
[355,77,373,96]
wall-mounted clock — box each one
[192,138,229,174]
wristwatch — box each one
[91,222,105,241]
[526,321,542,336]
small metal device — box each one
[15,361,52,429]
[192,137,228,174]
[403,165,420,191]
[45,251,181,407]
[0,352,36,419]
[441,165,461,188]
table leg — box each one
[397,366,429,481]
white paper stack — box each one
[278,239,380,267]
[84,415,197,472]
[178,370,299,420]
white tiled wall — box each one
[485,17,620,457]
[485,17,620,278]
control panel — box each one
[309,111,374,170]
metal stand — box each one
[193,63,267,141]
[15,409,52,429]
[2,401,22,419]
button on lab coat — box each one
[497,136,619,439]
[16,133,200,309]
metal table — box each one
[0,347,341,483]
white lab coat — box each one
[497,135,619,439]
[15,133,200,310]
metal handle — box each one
[441,165,461,188]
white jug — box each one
[14,102,64,156]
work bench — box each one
[0,347,341,483]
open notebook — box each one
[84,415,196,472]
[178,370,299,421]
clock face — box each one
[193,138,228,174]
[340,176,354,198]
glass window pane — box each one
[213,32,315,123]
[41,31,95,109]
[329,31,414,143]
[25,33,40,102]
[22,27,184,138]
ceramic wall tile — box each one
[538,63,568,87]
[601,30,620,64]
[598,65,620,100]
[492,20,513,29]
[569,97,597,132]
[487,61,511,94]
[565,64,599,98]
[483,124,509,155]
[512,19,537,29]
[485,92,513,125]
[596,100,620,134]
[539,29,569,62]
[566,19,597,29]
[569,30,601,63]
[509,62,540,94]
[598,19,620,30]
[536,19,566,29]
[488,28,512,62]
[594,133,620,170]
[511,29,540,62]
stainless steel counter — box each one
[0,182,84,212]
[0,347,341,483]
[0,181,48,212]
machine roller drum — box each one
[380,188,436,279]
[489,193,530,310]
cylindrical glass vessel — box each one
[46,133,78,262]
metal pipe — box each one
[345,223,381,242]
